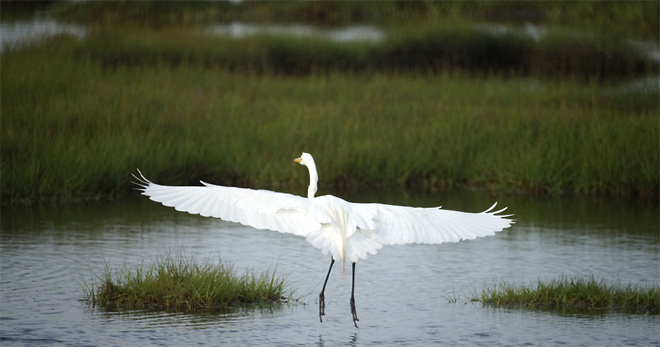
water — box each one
[0,17,87,53]
[1,191,658,346]
[206,22,385,43]
[0,18,383,53]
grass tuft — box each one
[82,255,292,311]
[476,276,660,314]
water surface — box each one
[1,191,658,346]
[0,18,86,52]
[206,22,385,42]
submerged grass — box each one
[477,277,660,314]
[2,35,658,203]
[82,255,290,311]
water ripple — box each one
[1,196,658,346]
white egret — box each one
[133,152,514,327]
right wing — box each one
[350,202,514,245]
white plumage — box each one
[134,152,514,327]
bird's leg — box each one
[350,262,359,328]
[319,257,335,322]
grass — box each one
[64,23,655,81]
[42,1,659,41]
[383,21,654,81]
[82,255,290,311]
[1,4,658,203]
[476,276,660,314]
[7,2,657,80]
[2,34,658,203]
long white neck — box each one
[306,162,318,199]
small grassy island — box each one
[476,277,660,314]
[83,256,290,311]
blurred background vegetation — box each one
[25,0,660,40]
[1,1,658,203]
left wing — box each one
[133,170,322,237]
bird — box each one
[133,152,514,327]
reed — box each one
[2,35,658,203]
[476,276,660,314]
[82,255,290,311]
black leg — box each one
[350,262,359,328]
[319,258,335,322]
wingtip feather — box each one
[131,168,151,191]
[482,202,513,218]
[483,202,498,213]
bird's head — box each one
[294,152,315,168]
[294,152,318,199]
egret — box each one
[133,152,514,327]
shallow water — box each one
[0,18,87,52]
[0,18,384,54]
[206,22,386,43]
[1,190,658,346]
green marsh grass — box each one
[67,23,655,81]
[83,255,290,311]
[2,36,658,203]
[45,1,658,41]
[477,277,660,314]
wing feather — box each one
[351,202,514,246]
[133,171,320,237]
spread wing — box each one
[133,170,514,264]
[351,202,514,245]
[133,170,321,237]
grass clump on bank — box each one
[83,256,290,311]
[477,277,660,314]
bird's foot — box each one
[319,292,326,322]
[350,296,359,328]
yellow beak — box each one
[294,157,302,163]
